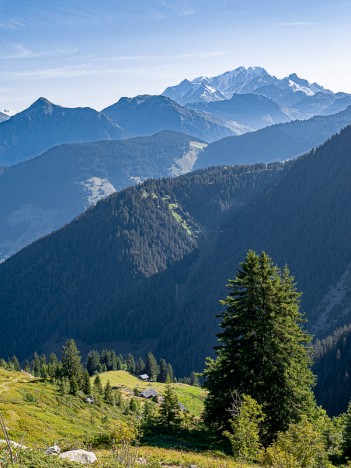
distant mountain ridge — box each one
[163,66,351,122]
[102,94,243,142]
[0,130,205,260]
[195,105,351,168]
[0,98,125,165]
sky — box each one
[1,0,351,113]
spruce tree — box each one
[126,353,136,374]
[158,358,169,382]
[135,357,145,375]
[158,379,182,432]
[82,370,92,395]
[204,250,315,440]
[61,338,83,383]
[86,350,101,375]
[104,379,114,405]
[146,352,159,381]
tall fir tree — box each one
[158,378,182,432]
[135,357,146,375]
[146,352,159,381]
[61,338,83,384]
[158,358,169,382]
[204,251,315,440]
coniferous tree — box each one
[135,357,145,375]
[61,339,83,383]
[204,251,315,440]
[167,363,174,382]
[86,350,101,375]
[126,353,136,374]
[104,380,114,405]
[146,352,159,381]
[93,375,104,395]
[32,352,41,377]
[158,378,182,432]
[82,370,92,395]
[158,358,169,382]
[10,355,21,371]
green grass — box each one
[0,369,253,467]
[96,370,206,417]
[0,368,125,448]
[168,203,193,235]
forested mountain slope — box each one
[195,105,351,168]
[0,131,204,260]
[0,163,286,368]
[1,126,351,375]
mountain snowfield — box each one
[163,66,351,121]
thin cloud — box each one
[276,21,318,27]
[0,44,79,60]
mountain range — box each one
[0,131,205,260]
[163,66,351,123]
[1,125,351,376]
[195,105,351,167]
[102,94,242,141]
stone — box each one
[137,457,148,464]
[46,445,60,454]
[0,440,27,449]
[59,449,97,464]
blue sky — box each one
[1,0,351,113]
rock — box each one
[189,465,198,468]
[46,445,60,454]
[59,449,97,464]
[84,395,94,404]
[0,440,27,449]
[137,457,148,465]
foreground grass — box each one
[96,370,206,416]
[0,368,124,448]
[0,369,251,467]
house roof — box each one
[140,388,158,399]
[138,374,149,380]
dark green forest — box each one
[1,125,351,409]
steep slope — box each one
[0,131,205,259]
[102,95,242,142]
[0,98,125,165]
[1,126,351,375]
[187,93,292,130]
[313,325,351,415]
[195,106,351,168]
[0,163,285,365]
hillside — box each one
[0,98,125,165]
[2,126,351,375]
[195,105,351,168]
[0,368,241,467]
[0,131,205,260]
[0,163,286,369]
[96,371,206,417]
[102,94,242,142]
